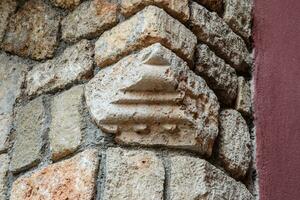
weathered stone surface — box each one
[236,77,252,116]
[10,97,46,173]
[169,155,254,200]
[95,5,197,67]
[217,109,251,179]
[86,43,219,156]
[62,0,118,43]
[195,44,238,105]
[10,149,99,200]
[1,0,60,60]
[0,154,9,200]
[26,40,93,96]
[0,53,27,153]
[103,148,164,200]
[223,0,253,41]
[0,0,16,43]
[120,0,189,22]
[194,0,223,15]
[49,86,84,161]
[51,0,82,10]
[189,2,251,72]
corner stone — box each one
[0,154,9,200]
[189,2,251,72]
[10,97,46,173]
[216,109,251,179]
[169,155,254,200]
[26,40,94,97]
[95,5,197,67]
[236,76,252,116]
[49,85,84,161]
[10,149,99,200]
[103,148,164,200]
[120,0,190,22]
[1,0,60,60]
[61,0,118,43]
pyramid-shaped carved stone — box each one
[86,44,219,156]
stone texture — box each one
[1,0,60,60]
[10,149,99,200]
[0,53,27,153]
[120,0,189,22]
[236,76,252,116]
[49,86,84,161]
[10,97,46,173]
[103,148,164,200]
[95,5,197,67]
[189,2,251,72]
[51,0,82,10]
[169,155,254,200]
[217,109,251,179]
[86,43,219,156]
[223,0,253,41]
[26,40,93,96]
[0,0,16,43]
[62,0,118,43]
[194,0,223,15]
[0,154,9,200]
[195,44,238,105]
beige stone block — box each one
[194,0,223,15]
[0,0,16,43]
[51,0,82,10]
[236,76,252,116]
[0,154,9,200]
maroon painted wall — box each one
[254,0,300,199]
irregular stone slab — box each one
[169,155,254,200]
[194,0,223,15]
[0,0,16,43]
[62,0,118,43]
[0,53,27,153]
[195,44,238,105]
[236,77,252,116]
[189,2,251,72]
[0,154,9,200]
[95,5,197,67]
[120,0,189,22]
[26,40,93,96]
[223,0,253,41]
[10,149,99,200]
[50,0,82,10]
[217,109,251,179]
[10,97,46,173]
[86,43,219,156]
[103,148,164,200]
[1,0,60,60]
[49,86,84,161]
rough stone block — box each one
[103,148,164,200]
[86,43,219,156]
[236,77,252,116]
[0,154,9,200]
[194,0,223,15]
[195,44,238,105]
[51,0,82,10]
[10,149,99,200]
[62,0,118,43]
[1,0,60,60]
[120,0,189,22]
[169,155,254,200]
[26,40,93,96]
[95,5,197,67]
[0,0,16,43]
[189,2,251,72]
[10,97,46,173]
[216,109,251,178]
[49,85,84,161]
[0,53,27,153]
[223,0,253,41]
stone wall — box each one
[0,0,257,199]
